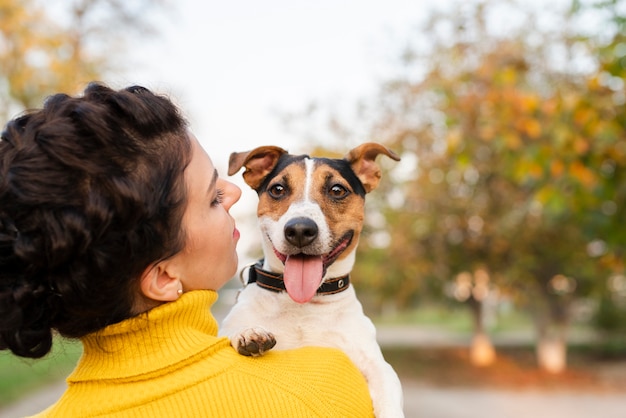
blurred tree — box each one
[288,0,626,372]
[576,0,626,335]
[0,0,170,120]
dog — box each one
[219,143,404,418]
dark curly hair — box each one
[0,83,191,358]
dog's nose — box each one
[284,217,319,248]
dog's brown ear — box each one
[344,143,401,193]
[228,146,288,190]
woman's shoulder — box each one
[214,345,375,417]
[212,339,363,374]
[263,345,365,374]
[33,344,374,417]
[232,345,365,378]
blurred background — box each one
[1,0,625,417]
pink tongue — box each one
[283,254,324,304]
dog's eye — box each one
[268,184,287,199]
[328,184,349,199]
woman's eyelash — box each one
[211,188,225,206]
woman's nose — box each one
[222,180,241,210]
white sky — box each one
[111,0,431,254]
[118,0,428,168]
[114,0,572,169]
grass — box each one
[372,303,534,335]
[0,337,82,406]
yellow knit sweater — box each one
[30,290,374,417]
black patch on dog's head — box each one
[255,154,308,194]
[315,157,366,197]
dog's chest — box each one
[236,284,373,349]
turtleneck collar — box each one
[69,290,224,382]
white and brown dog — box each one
[220,143,404,418]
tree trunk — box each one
[530,283,569,374]
[470,331,496,367]
[536,334,567,374]
[468,296,496,367]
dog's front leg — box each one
[228,327,277,357]
[365,359,405,418]
[220,287,278,356]
[347,345,404,418]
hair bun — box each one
[0,216,19,239]
[0,217,56,358]
[0,281,55,358]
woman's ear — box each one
[139,261,182,302]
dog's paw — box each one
[232,328,277,357]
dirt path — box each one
[403,380,626,418]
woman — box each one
[0,83,374,417]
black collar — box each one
[245,260,350,296]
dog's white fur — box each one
[220,145,404,417]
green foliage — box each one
[302,0,626,343]
[595,294,626,331]
[381,2,626,312]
